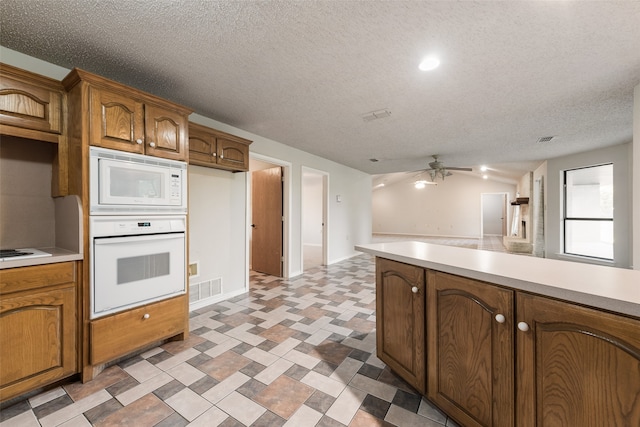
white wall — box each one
[634,83,640,270]
[188,166,247,296]
[373,173,516,238]
[190,113,372,279]
[546,142,632,268]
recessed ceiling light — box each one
[419,56,440,71]
[483,175,488,180]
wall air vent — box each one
[536,136,555,143]
[362,109,391,122]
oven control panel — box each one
[91,216,186,237]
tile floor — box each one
[1,238,509,427]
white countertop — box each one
[0,247,83,270]
[355,241,640,318]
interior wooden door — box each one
[251,166,283,276]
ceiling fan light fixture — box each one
[415,180,426,189]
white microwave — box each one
[90,147,187,215]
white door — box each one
[482,194,506,236]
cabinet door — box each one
[516,293,640,427]
[0,286,76,402]
[376,258,425,393]
[217,137,249,171]
[90,87,145,154]
[427,271,514,427]
[144,103,188,161]
[188,124,217,166]
[0,72,63,139]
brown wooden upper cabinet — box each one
[188,122,252,172]
[63,68,191,162]
[0,63,64,144]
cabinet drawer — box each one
[90,296,186,365]
[0,262,75,294]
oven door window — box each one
[93,232,185,317]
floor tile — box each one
[253,375,314,419]
[164,387,212,421]
[216,391,266,426]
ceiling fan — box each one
[413,155,472,182]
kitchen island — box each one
[356,241,640,427]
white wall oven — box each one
[90,146,187,215]
[90,216,186,318]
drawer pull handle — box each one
[149,142,156,148]
[143,313,150,320]
[136,138,143,144]
[517,321,530,332]
[495,314,506,324]
[411,286,418,294]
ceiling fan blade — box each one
[446,167,473,171]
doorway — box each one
[248,154,291,280]
[302,167,328,270]
[481,193,507,236]
[251,166,283,276]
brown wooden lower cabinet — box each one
[516,292,640,427]
[0,262,77,402]
[90,295,187,365]
[427,270,514,427]
[375,257,426,394]
[375,258,640,427]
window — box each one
[563,164,613,260]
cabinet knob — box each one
[411,286,418,294]
[517,321,530,332]
[143,313,150,320]
[136,138,143,144]
[149,142,156,148]
[212,152,217,157]
[220,154,224,159]
[495,314,506,324]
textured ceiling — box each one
[2,1,639,182]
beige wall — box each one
[0,137,56,249]
[373,173,516,238]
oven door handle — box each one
[94,232,184,245]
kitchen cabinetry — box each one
[516,292,640,426]
[427,271,514,427]
[0,262,78,402]
[63,68,191,162]
[0,63,68,195]
[375,258,425,394]
[62,68,192,382]
[188,121,252,172]
[90,295,187,365]
[369,251,640,427]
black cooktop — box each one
[0,249,34,258]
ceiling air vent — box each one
[362,109,391,122]
[536,136,555,143]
